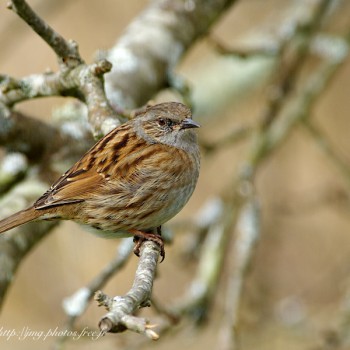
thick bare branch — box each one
[0,110,71,161]
[0,153,28,194]
[105,0,237,109]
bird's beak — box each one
[180,118,200,130]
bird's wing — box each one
[34,124,133,210]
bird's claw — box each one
[132,231,165,262]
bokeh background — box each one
[1,0,350,349]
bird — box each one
[0,102,200,260]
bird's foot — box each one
[130,228,165,262]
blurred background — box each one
[1,0,350,349]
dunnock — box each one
[0,102,200,259]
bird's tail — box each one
[0,207,41,234]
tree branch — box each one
[302,119,350,189]
[0,177,57,308]
[0,59,120,137]
[218,198,260,350]
[0,153,28,194]
[0,109,72,161]
[105,0,238,109]
[95,241,161,339]
[8,0,83,67]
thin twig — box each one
[259,0,333,129]
[172,197,238,323]
[55,238,134,349]
[8,0,83,66]
[303,120,350,188]
[63,239,134,319]
[208,36,278,58]
[218,198,260,350]
[201,125,252,155]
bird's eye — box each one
[157,118,169,127]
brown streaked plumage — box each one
[0,102,200,258]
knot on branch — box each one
[95,290,158,339]
[92,59,113,76]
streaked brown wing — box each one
[34,124,133,210]
[35,169,105,209]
